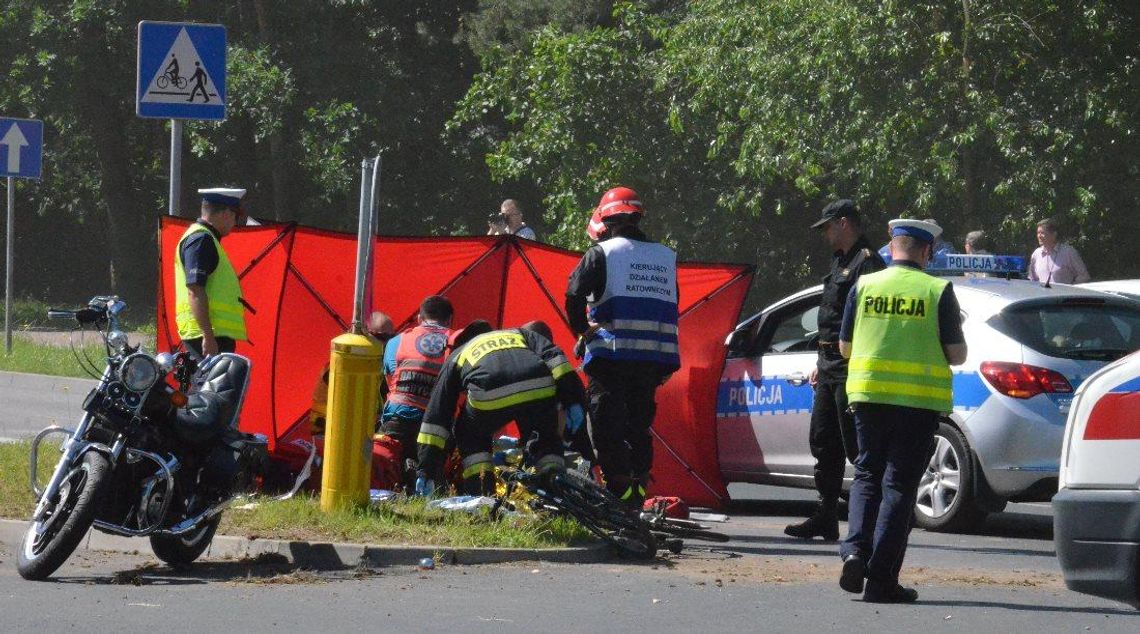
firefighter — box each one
[377,296,454,467]
[565,187,680,505]
[414,321,587,495]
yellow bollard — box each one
[320,332,383,512]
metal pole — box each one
[5,176,13,354]
[350,159,372,334]
[362,155,381,319]
[168,119,183,216]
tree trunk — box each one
[253,0,290,220]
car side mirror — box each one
[725,328,750,354]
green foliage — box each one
[452,0,1140,304]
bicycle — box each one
[494,467,658,559]
[493,466,733,558]
[156,72,188,90]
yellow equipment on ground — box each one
[320,332,383,511]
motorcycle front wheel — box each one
[149,516,220,566]
[17,451,112,581]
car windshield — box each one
[990,301,1140,361]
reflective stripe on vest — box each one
[846,266,952,412]
[585,237,680,369]
[417,423,451,450]
[174,223,247,341]
[387,324,451,410]
[461,452,494,479]
[466,375,556,411]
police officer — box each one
[415,321,586,495]
[174,188,249,358]
[565,186,680,505]
[837,218,967,603]
[785,200,885,540]
[377,296,454,465]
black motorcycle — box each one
[17,296,268,580]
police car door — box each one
[718,293,821,482]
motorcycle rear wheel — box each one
[17,451,112,581]
[150,516,220,566]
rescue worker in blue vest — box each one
[414,320,586,495]
[565,186,681,505]
[837,218,967,603]
[174,188,250,359]
[785,199,885,540]
[377,296,454,468]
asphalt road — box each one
[2,371,1135,630]
[0,371,95,441]
[1,492,1135,633]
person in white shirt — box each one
[1029,218,1090,285]
[487,199,537,240]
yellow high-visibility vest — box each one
[846,265,952,412]
[173,223,247,341]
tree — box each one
[452,0,1140,304]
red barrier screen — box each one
[158,218,753,507]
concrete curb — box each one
[0,519,609,568]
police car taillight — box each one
[980,361,1074,399]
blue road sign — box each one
[137,21,226,120]
[0,118,44,180]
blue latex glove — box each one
[414,473,435,497]
[565,403,586,435]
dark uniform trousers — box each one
[585,358,664,492]
[840,403,939,585]
[183,336,237,361]
[810,349,859,502]
[454,398,563,495]
[378,416,422,468]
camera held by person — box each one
[487,212,509,235]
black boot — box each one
[784,499,840,541]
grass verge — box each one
[0,441,592,549]
[0,337,108,378]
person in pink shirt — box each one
[1029,218,1090,285]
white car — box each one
[1080,279,1140,303]
[1054,350,1140,608]
[719,275,1140,531]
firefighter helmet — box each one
[587,186,643,240]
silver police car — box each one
[718,274,1140,531]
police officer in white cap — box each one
[835,218,968,603]
[173,188,250,358]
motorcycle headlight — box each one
[119,353,160,392]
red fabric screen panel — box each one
[649,271,753,508]
[159,219,755,507]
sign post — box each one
[0,117,44,354]
[136,21,226,216]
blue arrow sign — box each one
[0,118,44,180]
[137,21,226,120]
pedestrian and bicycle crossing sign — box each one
[0,117,43,180]
[136,21,226,120]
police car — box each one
[1054,350,1140,608]
[719,255,1140,532]
[1079,279,1140,303]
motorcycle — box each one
[17,295,268,580]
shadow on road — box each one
[923,598,1138,617]
[49,552,370,586]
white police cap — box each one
[198,187,246,208]
[888,218,942,244]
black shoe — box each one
[862,580,919,604]
[839,555,865,594]
[784,511,840,541]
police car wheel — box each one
[914,422,987,533]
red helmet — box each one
[587,186,643,240]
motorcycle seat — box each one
[175,353,252,445]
